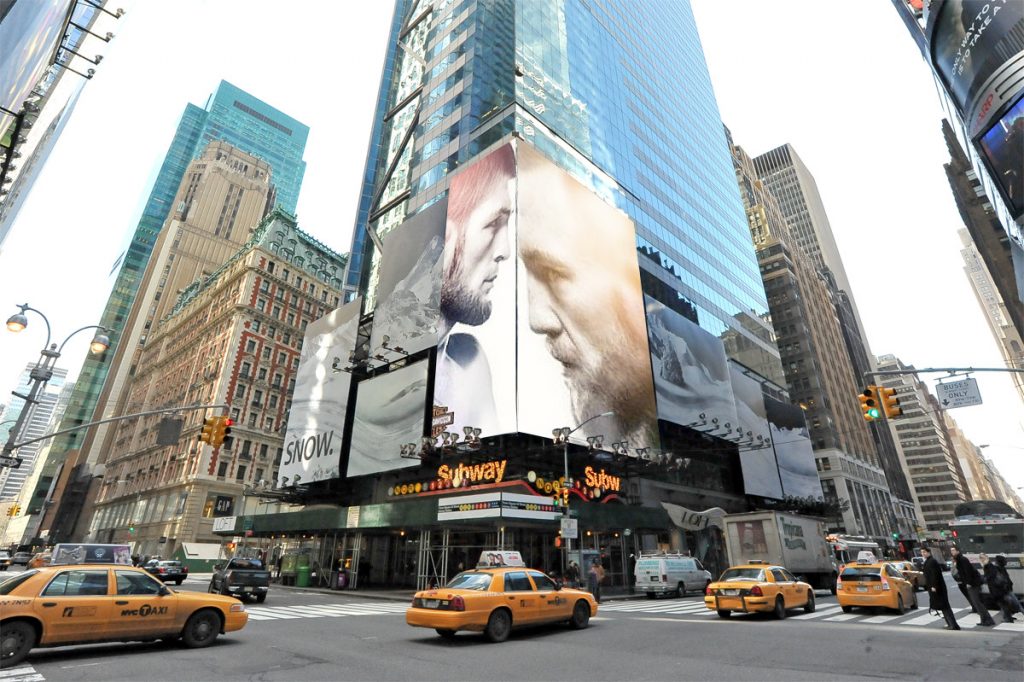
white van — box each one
[634,553,713,598]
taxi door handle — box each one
[41,602,57,607]
[115,600,129,605]
[507,596,515,600]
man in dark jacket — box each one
[921,546,960,630]
[950,545,995,626]
[981,553,1017,623]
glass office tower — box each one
[348,0,782,382]
[28,82,309,517]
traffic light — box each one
[5,504,19,517]
[199,416,217,444]
[128,525,136,535]
[561,486,570,507]
[211,416,234,448]
[552,492,561,508]
[859,386,881,421]
[878,386,902,419]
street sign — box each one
[560,517,578,539]
[936,377,983,409]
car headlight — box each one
[230,603,246,612]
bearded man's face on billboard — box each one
[440,147,514,328]
[518,157,654,433]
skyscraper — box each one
[0,364,68,501]
[26,82,309,522]
[347,0,782,383]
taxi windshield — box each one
[0,570,38,594]
[445,572,493,591]
[841,567,881,579]
[720,568,765,582]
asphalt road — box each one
[4,571,1021,682]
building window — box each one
[272,305,281,317]
[216,462,228,480]
[251,320,261,332]
[241,362,252,378]
[234,385,246,400]
[262,348,271,360]
[252,390,263,406]
[236,465,247,482]
[259,443,269,459]
[257,299,266,312]
[248,413,257,427]
[286,313,295,325]
[258,368,267,381]
[277,352,286,365]
[246,339,256,353]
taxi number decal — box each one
[63,606,98,617]
[546,597,565,606]
[3,599,31,606]
[120,604,168,617]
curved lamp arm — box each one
[57,324,110,355]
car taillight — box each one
[705,585,714,596]
[836,575,843,589]
[158,567,166,574]
[182,567,188,573]
[450,596,466,611]
[750,585,763,597]
[881,576,890,591]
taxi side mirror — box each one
[554,582,562,591]
[214,564,223,571]
[158,585,171,597]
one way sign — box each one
[936,378,983,409]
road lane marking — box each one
[788,605,842,620]
[860,612,903,624]
[823,613,860,621]
[0,666,44,682]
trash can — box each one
[296,564,311,588]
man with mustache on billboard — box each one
[517,145,658,449]
[434,144,515,437]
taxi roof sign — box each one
[477,550,525,568]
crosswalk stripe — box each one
[860,612,904,624]
[0,667,44,682]
[901,611,943,626]
[823,613,860,621]
[789,605,842,620]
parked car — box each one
[0,551,11,571]
[10,552,32,567]
[0,564,247,668]
[634,553,712,598]
[144,559,189,585]
[209,557,270,603]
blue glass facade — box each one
[348,0,780,379]
[29,82,308,515]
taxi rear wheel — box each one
[0,621,36,668]
[804,592,815,613]
[484,609,512,643]
[570,601,590,629]
[773,596,786,620]
[717,610,731,619]
[435,629,457,639]
[841,605,853,613]
[181,609,222,648]
[895,595,906,615]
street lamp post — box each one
[553,411,615,579]
[1,303,110,469]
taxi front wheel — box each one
[804,592,815,613]
[181,609,222,648]
[570,601,590,629]
[485,609,512,643]
[0,621,36,668]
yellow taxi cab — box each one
[27,552,51,569]
[0,564,247,667]
[704,560,815,619]
[406,551,598,642]
[836,558,918,614]
[888,560,924,591]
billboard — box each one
[0,0,70,123]
[646,296,738,431]
[433,144,517,440]
[348,359,429,477]
[977,95,1024,216]
[765,397,823,500]
[369,200,447,356]
[516,143,659,451]
[278,298,361,488]
[729,365,783,499]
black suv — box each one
[143,559,189,585]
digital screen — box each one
[348,359,429,477]
[977,96,1024,217]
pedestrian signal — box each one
[199,416,217,444]
[859,386,881,421]
[878,386,902,419]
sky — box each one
[0,1,1020,493]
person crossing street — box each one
[950,546,995,627]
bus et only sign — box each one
[936,378,983,409]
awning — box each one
[181,542,225,561]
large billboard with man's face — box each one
[516,143,659,451]
[278,297,361,488]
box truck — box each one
[723,511,838,593]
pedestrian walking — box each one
[566,561,581,589]
[950,545,995,626]
[921,546,960,630]
[993,555,1023,619]
[587,559,604,603]
[980,553,1018,623]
